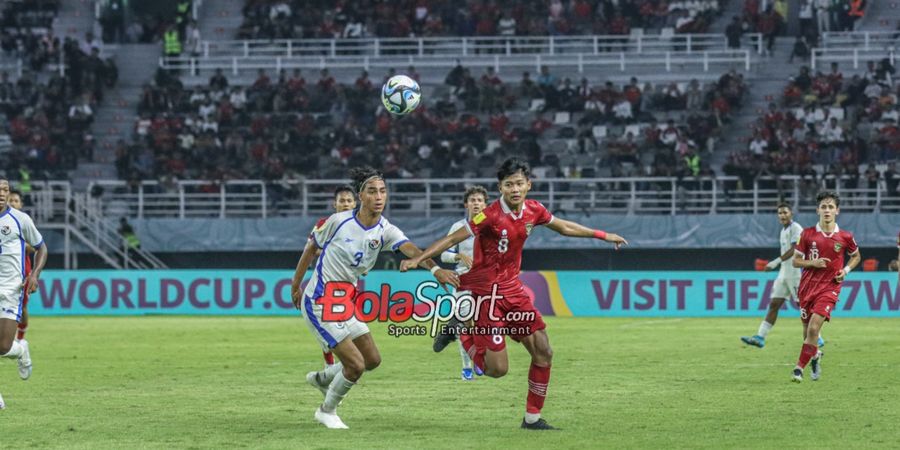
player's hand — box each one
[811,257,830,269]
[604,233,628,250]
[433,268,460,290]
[456,253,473,269]
[291,289,302,310]
[764,259,780,271]
[834,267,849,283]
[399,258,420,272]
[22,274,38,294]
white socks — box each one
[322,371,355,413]
[524,412,541,424]
[458,340,473,370]
[318,362,343,386]
[1,340,23,359]
[757,321,773,338]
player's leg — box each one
[313,337,365,429]
[518,329,557,430]
[0,316,31,380]
[458,340,475,380]
[350,332,381,372]
[742,296,785,348]
[16,302,27,341]
[322,350,334,367]
[803,313,826,381]
[791,307,825,383]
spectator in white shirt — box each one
[749,132,768,156]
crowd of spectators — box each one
[724,60,900,199]
[238,0,722,40]
[0,31,118,179]
[114,62,750,201]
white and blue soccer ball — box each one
[381,75,421,115]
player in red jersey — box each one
[400,158,628,430]
[790,191,861,383]
[291,185,357,368]
[8,190,32,342]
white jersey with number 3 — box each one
[440,218,475,275]
[302,210,409,300]
[779,221,803,279]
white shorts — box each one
[302,295,369,351]
[453,290,473,317]
[0,289,23,322]
[771,276,800,300]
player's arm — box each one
[25,243,34,254]
[440,223,471,268]
[835,249,861,283]
[544,218,628,250]
[397,241,460,289]
[399,226,471,273]
[765,243,797,271]
[291,239,319,309]
[25,242,47,294]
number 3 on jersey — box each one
[350,251,364,267]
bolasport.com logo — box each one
[313,281,535,338]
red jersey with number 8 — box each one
[461,198,553,295]
[795,223,858,303]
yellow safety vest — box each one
[685,154,700,177]
[18,169,31,194]
[164,30,181,55]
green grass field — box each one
[0,317,898,449]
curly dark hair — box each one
[349,166,384,193]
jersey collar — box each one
[499,196,526,220]
[815,222,839,237]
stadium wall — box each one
[45,213,900,253]
[30,270,900,317]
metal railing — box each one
[162,33,760,75]
[24,181,167,269]
[820,31,899,50]
[811,47,896,70]
[84,176,900,219]
[162,49,753,76]
[196,33,764,59]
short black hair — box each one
[334,185,355,199]
[497,157,531,182]
[349,166,384,193]
[816,190,840,208]
[9,189,22,198]
[463,185,488,205]
[776,202,791,211]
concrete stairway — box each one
[52,0,97,42]
[197,0,244,42]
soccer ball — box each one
[381,75,421,115]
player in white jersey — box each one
[0,179,47,409]
[438,185,488,380]
[294,167,459,429]
[741,203,822,348]
[291,185,357,369]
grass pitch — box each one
[0,317,897,449]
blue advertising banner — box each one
[28,270,900,317]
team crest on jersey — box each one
[0,225,9,235]
[834,243,842,252]
[368,239,380,250]
[525,223,534,236]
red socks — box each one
[526,363,551,414]
[459,334,485,372]
[796,343,818,369]
[16,322,27,341]
[323,351,335,366]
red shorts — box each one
[470,289,546,353]
[800,294,837,323]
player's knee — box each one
[364,353,381,371]
[343,357,366,380]
[0,341,11,355]
[485,365,508,378]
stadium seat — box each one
[592,126,608,140]
[554,112,571,124]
